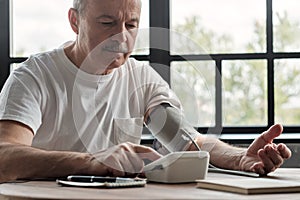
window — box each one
[275,59,300,125]
[171,0,266,54]
[169,0,300,135]
[11,0,74,57]
[1,0,300,137]
[11,0,149,57]
[273,0,300,52]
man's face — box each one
[76,0,141,74]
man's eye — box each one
[126,24,137,29]
[101,22,114,26]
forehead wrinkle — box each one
[85,0,141,23]
[96,11,140,23]
[95,15,140,26]
[109,0,141,21]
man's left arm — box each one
[188,124,292,175]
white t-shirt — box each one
[0,46,182,153]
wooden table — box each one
[0,168,300,200]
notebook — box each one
[196,177,300,194]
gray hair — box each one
[73,0,86,14]
[73,0,142,14]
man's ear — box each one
[68,8,79,34]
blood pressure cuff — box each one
[146,104,199,153]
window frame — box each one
[1,0,300,143]
[149,0,300,139]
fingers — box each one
[95,142,162,177]
[124,143,162,174]
[256,143,291,174]
[248,124,283,153]
[277,143,292,159]
[262,124,283,143]
[120,142,162,165]
[258,146,281,173]
[251,162,265,175]
[248,142,292,175]
[246,124,292,176]
[108,151,143,177]
[133,145,162,161]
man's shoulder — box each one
[26,48,60,63]
[16,48,62,71]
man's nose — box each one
[111,24,128,43]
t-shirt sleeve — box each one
[142,64,182,112]
[0,68,42,134]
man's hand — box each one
[90,142,162,177]
[239,124,291,175]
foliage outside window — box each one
[171,0,300,128]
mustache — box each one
[102,42,129,53]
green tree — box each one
[172,12,300,126]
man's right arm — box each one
[0,120,161,183]
[0,120,98,182]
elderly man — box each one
[0,0,291,182]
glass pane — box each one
[171,0,266,54]
[132,0,149,55]
[275,59,300,125]
[11,0,149,57]
[11,0,74,57]
[273,0,300,52]
[170,61,215,127]
[222,60,267,126]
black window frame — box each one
[1,0,300,144]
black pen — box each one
[67,175,135,183]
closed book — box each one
[196,177,300,194]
